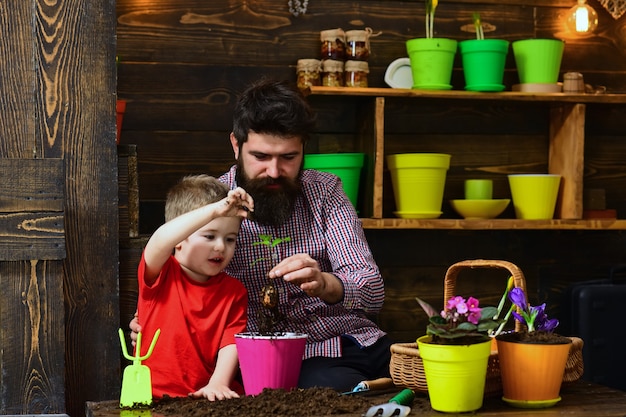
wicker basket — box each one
[389,259,584,397]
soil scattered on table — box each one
[152,387,380,417]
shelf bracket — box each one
[549,103,585,219]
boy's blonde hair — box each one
[164,175,229,222]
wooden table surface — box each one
[86,381,626,417]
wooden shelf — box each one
[305,86,626,104]
[360,218,626,230]
[305,87,626,230]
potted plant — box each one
[234,234,308,396]
[415,294,504,412]
[458,13,510,92]
[495,287,572,408]
[406,0,458,90]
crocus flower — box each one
[508,287,527,311]
[508,288,559,333]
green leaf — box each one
[456,322,478,331]
[481,306,498,319]
[429,316,447,325]
[416,297,439,318]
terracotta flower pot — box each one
[496,332,572,408]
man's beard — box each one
[235,161,301,226]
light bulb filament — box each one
[575,7,589,32]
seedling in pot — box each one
[473,12,485,40]
[251,234,291,334]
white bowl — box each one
[384,58,413,89]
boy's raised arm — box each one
[142,188,253,285]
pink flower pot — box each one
[235,332,307,395]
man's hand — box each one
[268,253,344,304]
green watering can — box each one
[118,328,160,408]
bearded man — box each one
[133,78,392,391]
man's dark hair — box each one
[232,79,316,147]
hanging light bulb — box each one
[566,0,599,34]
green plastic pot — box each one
[459,39,510,92]
[303,153,365,208]
[406,38,458,90]
[512,39,564,84]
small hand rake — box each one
[118,328,161,408]
[364,388,414,417]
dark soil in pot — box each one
[496,331,571,344]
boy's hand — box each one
[189,384,240,401]
[128,311,141,347]
[219,187,254,218]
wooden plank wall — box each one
[116,0,626,393]
[116,0,626,225]
[0,0,119,416]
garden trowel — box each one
[118,328,160,408]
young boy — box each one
[137,174,254,401]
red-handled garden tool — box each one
[363,388,415,417]
[118,328,160,408]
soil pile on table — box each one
[152,387,380,417]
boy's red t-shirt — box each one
[137,254,247,398]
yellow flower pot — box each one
[417,335,492,412]
[387,153,451,219]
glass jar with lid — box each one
[344,60,369,88]
[320,28,346,61]
[345,29,372,61]
[296,59,321,90]
[321,59,344,87]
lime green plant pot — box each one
[417,335,492,412]
[406,38,457,90]
[508,174,561,219]
[512,39,564,84]
[387,153,450,219]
